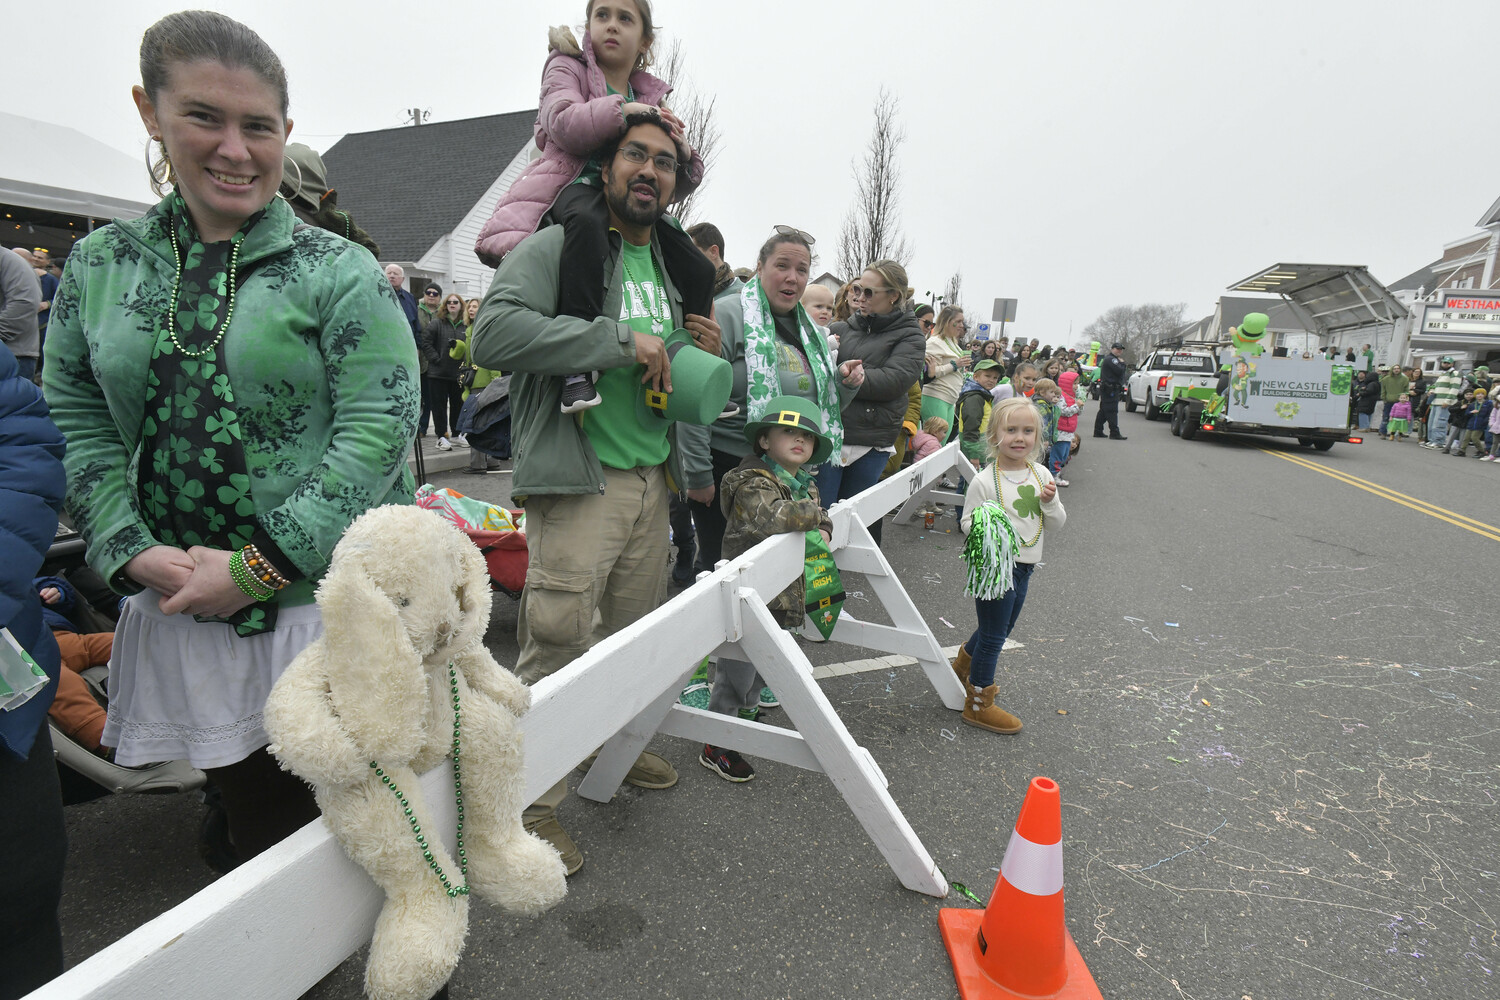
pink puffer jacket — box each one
[473,33,704,267]
[1058,371,1081,434]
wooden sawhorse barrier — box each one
[30,444,975,1000]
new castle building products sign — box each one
[1419,294,1500,339]
[1227,356,1351,427]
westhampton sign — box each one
[1418,293,1500,340]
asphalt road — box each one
[55,415,1499,1000]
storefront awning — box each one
[1228,263,1407,337]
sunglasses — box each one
[850,285,891,299]
[920,319,935,330]
[424,289,439,296]
[773,224,815,247]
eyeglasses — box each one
[850,285,891,299]
[617,144,679,174]
[773,224,816,247]
[424,290,439,297]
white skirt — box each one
[102,593,324,768]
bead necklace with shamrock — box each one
[368,663,469,898]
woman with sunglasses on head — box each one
[42,11,419,868]
[817,260,925,536]
[423,292,470,450]
[920,305,971,428]
[677,226,864,575]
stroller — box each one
[414,486,529,597]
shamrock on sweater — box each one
[1012,483,1043,519]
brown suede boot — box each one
[950,646,972,685]
[962,684,1022,734]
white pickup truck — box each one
[1126,345,1219,421]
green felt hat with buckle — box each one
[743,395,834,466]
[634,328,734,426]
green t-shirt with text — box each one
[581,238,672,470]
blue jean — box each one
[12,356,36,382]
[814,448,889,508]
[1427,406,1449,445]
[1048,440,1071,476]
[1356,412,1371,430]
[963,562,1035,688]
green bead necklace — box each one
[368,663,469,898]
[165,223,242,359]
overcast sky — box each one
[16,0,1500,343]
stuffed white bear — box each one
[264,505,566,1000]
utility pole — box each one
[405,107,430,126]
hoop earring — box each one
[145,138,174,195]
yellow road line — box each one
[1255,447,1500,543]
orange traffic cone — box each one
[938,776,1102,999]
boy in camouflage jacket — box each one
[701,397,834,783]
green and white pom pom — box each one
[963,501,1020,600]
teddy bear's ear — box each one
[316,559,429,763]
[453,539,492,646]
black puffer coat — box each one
[829,308,926,447]
[422,317,466,381]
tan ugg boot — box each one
[962,684,1022,734]
[950,646,972,685]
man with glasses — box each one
[469,113,722,874]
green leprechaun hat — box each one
[635,328,734,426]
[743,395,835,466]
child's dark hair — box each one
[585,0,656,70]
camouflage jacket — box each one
[720,454,833,628]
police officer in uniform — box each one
[1093,341,1129,440]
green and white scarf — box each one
[740,277,843,455]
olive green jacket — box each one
[469,224,709,498]
[42,194,420,591]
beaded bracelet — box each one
[242,544,290,591]
[230,550,274,602]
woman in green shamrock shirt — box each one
[41,12,419,860]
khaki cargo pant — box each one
[517,464,670,821]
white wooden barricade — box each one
[31,444,969,1000]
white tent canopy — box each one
[1,111,155,220]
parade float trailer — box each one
[1157,264,1408,450]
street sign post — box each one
[992,298,1018,344]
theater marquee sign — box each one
[1419,293,1500,340]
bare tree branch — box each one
[837,89,912,281]
[944,269,964,316]
[1079,303,1190,358]
[655,38,719,225]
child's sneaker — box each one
[435,436,452,451]
[452,433,468,446]
[699,744,755,782]
[678,682,710,710]
[1481,454,1495,461]
[1055,477,1069,487]
[757,686,779,709]
[736,706,760,722]
[560,373,601,413]
[677,657,711,708]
